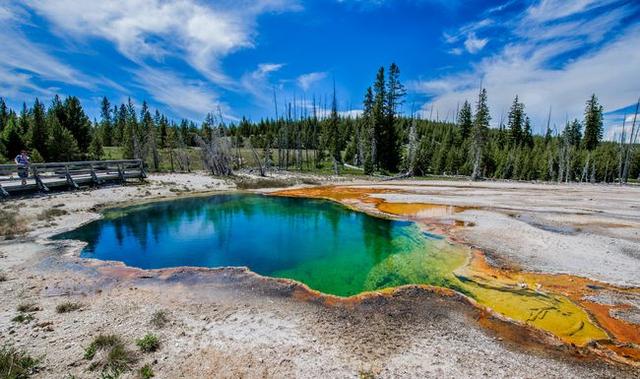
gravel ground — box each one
[0,174,638,378]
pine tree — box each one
[564,119,582,147]
[372,67,386,170]
[30,98,48,159]
[100,97,113,146]
[3,117,25,158]
[523,116,534,148]
[18,102,31,137]
[114,104,127,146]
[62,96,91,153]
[381,62,405,172]
[471,88,491,180]
[89,129,104,160]
[122,98,138,159]
[362,87,375,175]
[156,111,168,148]
[583,94,603,150]
[507,95,524,145]
[47,118,79,161]
[457,100,473,140]
[140,101,159,170]
[0,98,8,133]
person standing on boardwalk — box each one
[15,150,30,185]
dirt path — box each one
[1,174,639,378]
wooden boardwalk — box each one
[0,159,146,197]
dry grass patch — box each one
[0,209,28,238]
[55,301,83,313]
[16,302,40,313]
[149,310,169,329]
[235,177,297,189]
[37,208,68,222]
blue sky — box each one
[1,0,639,139]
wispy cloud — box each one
[0,3,96,92]
[297,72,328,91]
[240,63,286,110]
[463,32,488,54]
[131,66,226,120]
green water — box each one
[54,194,467,297]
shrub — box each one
[56,302,83,313]
[11,314,34,324]
[0,272,7,282]
[16,303,40,313]
[138,364,155,379]
[150,310,169,329]
[0,345,40,379]
[135,334,159,353]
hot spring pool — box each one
[54,194,466,297]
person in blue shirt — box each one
[15,150,30,185]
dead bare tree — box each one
[195,123,233,176]
[622,98,640,183]
[406,116,418,176]
[248,140,266,177]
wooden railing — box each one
[0,159,146,197]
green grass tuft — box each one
[84,334,137,376]
[0,345,40,379]
[138,364,154,379]
[11,314,34,324]
[135,334,160,353]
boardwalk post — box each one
[139,160,148,179]
[65,164,79,189]
[89,163,102,185]
[117,163,125,182]
[32,166,49,192]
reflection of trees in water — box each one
[62,195,405,272]
[361,215,393,264]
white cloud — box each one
[413,0,640,137]
[12,0,300,117]
[297,72,328,91]
[463,32,488,54]
[525,0,619,22]
[131,66,225,119]
[23,0,299,88]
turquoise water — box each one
[54,194,465,297]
